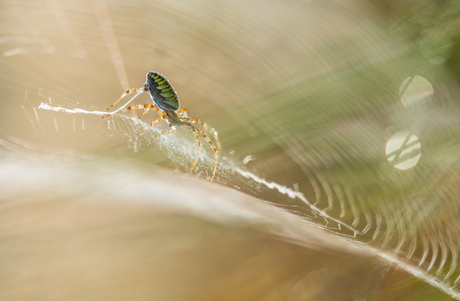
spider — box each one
[103,71,221,182]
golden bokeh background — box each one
[1,0,460,300]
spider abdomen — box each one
[145,72,180,112]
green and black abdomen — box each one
[146,71,180,111]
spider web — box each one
[1,0,460,299]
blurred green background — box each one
[1,0,460,300]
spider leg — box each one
[103,104,163,118]
[138,115,167,136]
[106,87,145,111]
[176,108,189,117]
[189,131,202,173]
[160,127,176,136]
[138,108,149,119]
[180,117,221,153]
[177,123,218,182]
